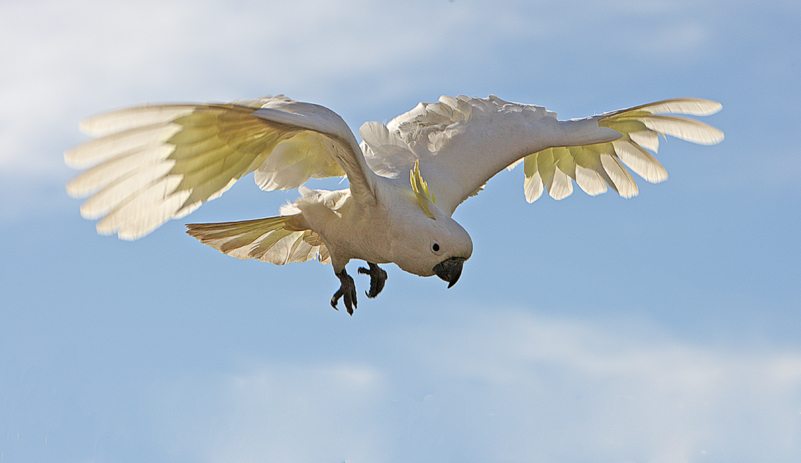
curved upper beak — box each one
[433,257,465,288]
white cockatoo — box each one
[65,95,723,314]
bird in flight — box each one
[65,95,723,314]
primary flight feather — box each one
[65,94,723,314]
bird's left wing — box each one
[66,96,376,240]
[360,95,723,215]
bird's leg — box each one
[358,262,388,299]
[330,268,357,315]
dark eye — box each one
[432,243,440,252]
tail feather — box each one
[186,214,330,265]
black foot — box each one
[358,263,388,299]
[331,269,357,315]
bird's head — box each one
[392,194,473,288]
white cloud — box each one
[151,362,392,462]
[0,0,497,221]
[148,308,801,462]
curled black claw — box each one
[331,269,357,315]
[358,263,388,299]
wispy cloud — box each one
[148,308,801,462]
[0,0,504,220]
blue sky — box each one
[1,0,800,462]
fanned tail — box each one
[185,214,330,265]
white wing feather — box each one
[361,95,722,212]
[362,95,620,213]
[522,98,724,203]
[65,96,374,240]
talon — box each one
[331,269,357,315]
[330,290,342,311]
[358,262,387,299]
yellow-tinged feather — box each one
[66,144,175,198]
[519,97,721,202]
[410,160,437,219]
[186,215,329,265]
[523,170,544,203]
[79,106,196,137]
[522,155,544,202]
[547,167,574,200]
[572,146,603,170]
[628,130,660,152]
[636,115,724,145]
[555,148,577,180]
[65,124,181,168]
[600,154,638,198]
[575,165,607,196]
[536,149,556,190]
[623,98,722,116]
[612,140,667,183]
[97,176,189,239]
[523,154,537,178]
[248,228,295,260]
[79,163,177,219]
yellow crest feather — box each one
[410,160,436,220]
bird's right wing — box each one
[519,98,725,203]
[65,96,376,240]
[360,95,723,215]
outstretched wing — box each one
[359,95,723,215]
[520,98,724,203]
[65,96,376,240]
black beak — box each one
[433,257,465,289]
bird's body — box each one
[66,95,723,314]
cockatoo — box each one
[65,95,723,314]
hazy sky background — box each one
[2,0,800,462]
